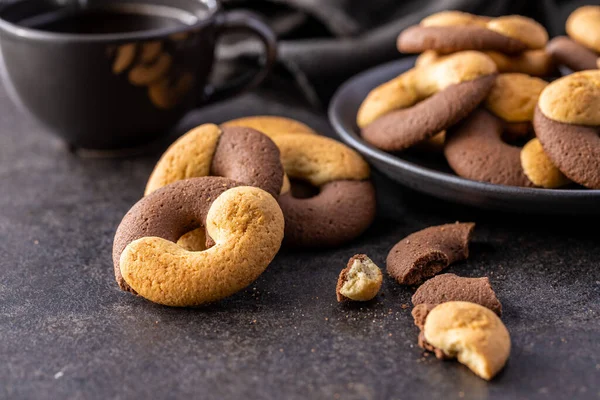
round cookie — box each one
[417,49,555,77]
[221,116,317,138]
[358,51,497,152]
[145,124,284,197]
[484,73,547,122]
[445,110,533,187]
[272,133,376,248]
[387,222,475,285]
[113,177,285,306]
[534,71,600,189]
[521,138,570,189]
[398,11,548,54]
[566,6,600,54]
[546,36,599,72]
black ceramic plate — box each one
[329,57,600,214]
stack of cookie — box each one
[400,11,554,77]
[112,116,378,307]
[357,9,600,190]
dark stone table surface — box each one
[1,79,599,400]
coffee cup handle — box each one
[203,11,278,104]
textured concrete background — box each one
[1,81,599,400]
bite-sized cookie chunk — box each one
[336,254,382,302]
[445,110,533,187]
[398,11,548,54]
[387,222,475,285]
[423,301,511,380]
[521,138,570,189]
[274,134,376,248]
[113,177,285,307]
[534,71,600,189]
[412,273,502,315]
[221,116,317,138]
[358,51,496,152]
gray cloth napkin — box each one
[217,0,588,108]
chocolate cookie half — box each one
[362,75,496,152]
[387,222,475,285]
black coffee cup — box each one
[0,0,277,150]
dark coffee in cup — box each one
[0,0,277,151]
[18,5,195,34]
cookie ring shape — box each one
[358,51,497,152]
[546,37,598,72]
[535,73,600,188]
[272,134,376,248]
[445,110,533,187]
[398,12,548,54]
[222,116,317,138]
[358,51,496,127]
[386,222,475,285]
[145,124,284,197]
[113,177,285,306]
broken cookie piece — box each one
[386,222,475,285]
[423,301,511,380]
[336,254,382,302]
[411,274,502,361]
[412,273,502,315]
